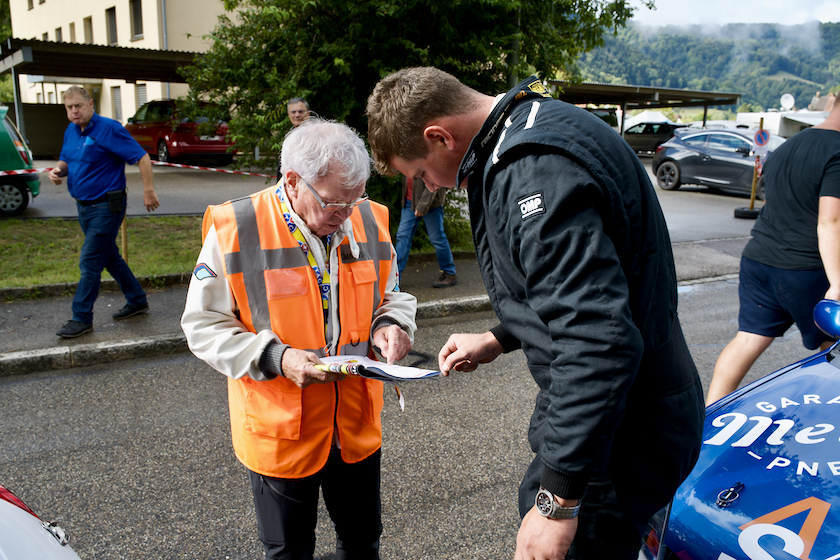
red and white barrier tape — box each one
[0,162,277,179]
[151,160,277,178]
[0,167,52,176]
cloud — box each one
[632,0,839,27]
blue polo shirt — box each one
[59,112,147,201]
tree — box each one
[180,0,649,173]
[0,0,12,103]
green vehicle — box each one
[0,106,39,217]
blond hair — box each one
[366,67,478,175]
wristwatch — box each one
[535,487,580,519]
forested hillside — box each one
[576,22,840,111]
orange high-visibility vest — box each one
[203,186,394,478]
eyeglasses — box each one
[300,177,368,211]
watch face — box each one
[536,489,554,516]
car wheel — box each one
[157,140,171,163]
[0,180,28,216]
[656,161,681,190]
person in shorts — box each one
[707,100,840,404]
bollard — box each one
[121,218,128,263]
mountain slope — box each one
[576,22,840,111]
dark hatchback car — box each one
[623,122,686,154]
[652,129,786,198]
[125,100,233,165]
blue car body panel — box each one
[640,301,840,560]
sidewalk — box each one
[0,241,745,376]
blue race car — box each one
[642,300,840,560]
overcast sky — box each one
[631,0,840,27]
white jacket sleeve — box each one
[180,224,282,381]
[371,245,418,344]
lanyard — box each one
[275,185,332,329]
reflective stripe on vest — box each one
[228,197,309,334]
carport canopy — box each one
[549,80,742,131]
[0,38,197,137]
[0,37,196,84]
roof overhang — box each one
[782,112,828,126]
[0,38,197,83]
[549,80,741,110]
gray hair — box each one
[280,118,371,189]
[63,86,92,102]
[287,97,310,110]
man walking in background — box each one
[706,99,840,404]
[49,86,159,339]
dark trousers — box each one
[249,447,382,560]
[519,456,642,560]
[73,197,146,323]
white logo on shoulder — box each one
[518,192,545,220]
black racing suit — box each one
[458,77,705,551]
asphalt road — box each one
[3,156,806,559]
[0,277,811,560]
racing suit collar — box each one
[456,76,552,186]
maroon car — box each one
[125,100,233,165]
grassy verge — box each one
[1,205,475,295]
[0,216,204,290]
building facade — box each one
[9,0,225,123]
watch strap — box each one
[535,487,580,519]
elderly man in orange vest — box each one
[182,118,417,560]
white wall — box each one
[10,0,226,123]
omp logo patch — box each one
[463,151,477,171]
[518,192,545,220]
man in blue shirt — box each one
[48,86,160,338]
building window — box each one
[69,22,76,43]
[38,0,44,4]
[27,0,33,10]
[48,91,54,103]
[36,92,43,103]
[129,0,143,40]
[42,32,48,41]
[136,83,147,107]
[106,7,118,45]
[112,86,123,122]
[55,27,62,42]
[83,17,93,44]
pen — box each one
[314,363,359,375]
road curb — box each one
[0,334,189,377]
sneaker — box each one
[112,303,149,320]
[432,271,458,288]
[56,320,93,338]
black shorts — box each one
[738,256,831,350]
